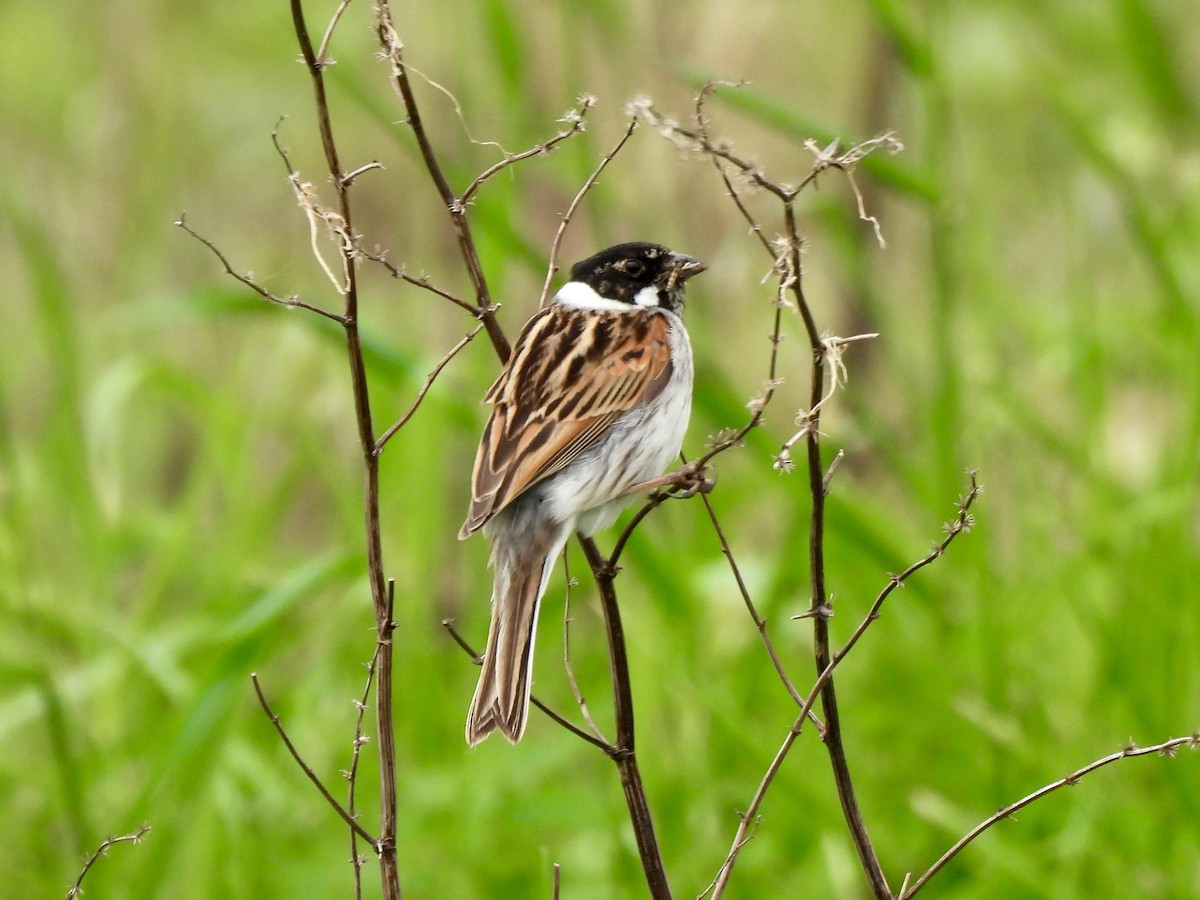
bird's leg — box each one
[623,460,714,499]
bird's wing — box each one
[458,306,673,538]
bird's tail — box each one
[465,529,566,746]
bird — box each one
[459,242,705,746]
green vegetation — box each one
[2,1,1197,897]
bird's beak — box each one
[670,252,707,282]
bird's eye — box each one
[623,260,645,277]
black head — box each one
[568,242,705,314]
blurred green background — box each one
[2,0,1198,897]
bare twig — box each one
[252,673,378,847]
[691,263,787,472]
[630,92,902,206]
[316,0,354,65]
[822,448,845,493]
[899,733,1200,898]
[375,0,509,360]
[539,117,640,307]
[795,473,981,710]
[175,215,346,324]
[288,4,400,893]
[696,487,804,708]
[775,333,879,471]
[697,816,757,900]
[374,324,485,453]
[629,94,792,201]
[342,160,384,188]
[347,580,394,899]
[709,480,984,897]
[579,536,672,899]
[713,160,774,255]
[694,83,775,258]
[789,190,888,897]
[441,618,482,661]
[65,825,151,900]
[710,722,802,898]
[607,489,673,570]
[440,620,611,752]
[562,556,608,744]
[359,248,478,316]
[460,96,595,205]
[646,85,893,899]
[272,128,353,295]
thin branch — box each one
[628,95,792,201]
[441,618,482,661]
[291,0,344,193]
[316,0,354,66]
[374,324,485,453]
[271,124,352,295]
[822,448,845,493]
[375,0,509,360]
[795,472,981,715]
[648,87,892,898]
[562,556,609,744]
[359,248,478,316]
[694,83,775,258]
[65,825,151,900]
[787,191,890,897]
[775,334,879,471]
[691,305,784,474]
[252,673,378,847]
[342,160,384,188]
[175,215,346,324]
[674,149,790,474]
[539,117,640,307]
[347,580,393,899]
[899,733,1200,898]
[269,114,296,177]
[579,536,672,899]
[460,96,595,205]
[631,90,902,208]
[440,620,612,752]
[269,118,368,296]
[714,474,984,892]
[709,725,800,898]
[537,695,614,751]
[289,4,401,895]
[696,487,804,708]
[607,489,672,570]
[698,816,758,900]
[714,160,775,255]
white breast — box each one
[543,309,694,536]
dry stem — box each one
[441,620,611,752]
[65,826,151,900]
[636,84,900,899]
[252,673,377,846]
[898,733,1200,897]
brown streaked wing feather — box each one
[458,308,673,537]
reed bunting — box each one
[460,242,705,746]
